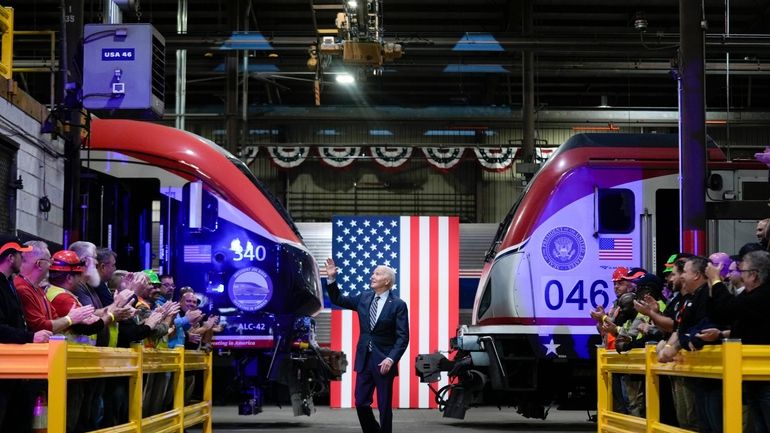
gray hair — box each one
[744,250,770,285]
[23,240,49,261]
[69,241,96,260]
[378,265,396,288]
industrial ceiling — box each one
[7,0,770,119]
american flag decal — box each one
[183,244,212,263]
[329,216,459,409]
[598,237,633,260]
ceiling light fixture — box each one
[347,0,358,8]
[335,73,355,84]
[634,11,648,32]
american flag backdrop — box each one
[329,215,459,409]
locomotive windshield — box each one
[485,193,524,261]
[228,156,302,240]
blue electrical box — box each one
[82,23,165,118]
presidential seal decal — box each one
[541,226,586,271]
[227,267,274,312]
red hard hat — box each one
[611,266,648,283]
[611,266,629,282]
[49,250,85,273]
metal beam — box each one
[164,33,770,55]
[162,106,770,125]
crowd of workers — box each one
[591,219,770,433]
[0,235,221,433]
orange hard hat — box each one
[49,250,85,273]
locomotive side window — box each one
[598,188,635,233]
[477,278,492,321]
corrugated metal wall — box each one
[707,126,770,158]
[281,158,480,222]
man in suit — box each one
[325,258,409,433]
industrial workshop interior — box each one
[0,1,770,433]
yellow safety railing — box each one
[0,5,13,79]
[597,341,770,433]
[0,337,213,433]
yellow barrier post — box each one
[203,350,213,433]
[129,343,144,433]
[644,343,659,433]
[175,346,185,433]
[596,348,609,429]
[47,337,67,433]
[722,340,742,433]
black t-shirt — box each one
[663,292,682,320]
[673,283,710,333]
[707,281,770,345]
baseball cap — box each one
[142,269,161,285]
[0,234,33,256]
[663,254,681,274]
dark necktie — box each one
[368,296,380,351]
[369,295,380,330]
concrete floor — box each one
[196,405,597,432]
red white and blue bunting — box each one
[239,146,260,165]
[371,147,412,168]
[267,146,309,168]
[256,146,555,171]
[536,147,556,162]
[474,147,518,172]
[422,147,465,170]
[319,147,362,168]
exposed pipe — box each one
[62,0,85,245]
[242,49,249,121]
[724,0,731,161]
[242,1,251,126]
[103,0,121,24]
[521,0,535,164]
[678,0,707,256]
[224,0,240,154]
[175,0,188,130]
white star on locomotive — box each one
[543,338,560,356]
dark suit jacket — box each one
[327,281,409,374]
